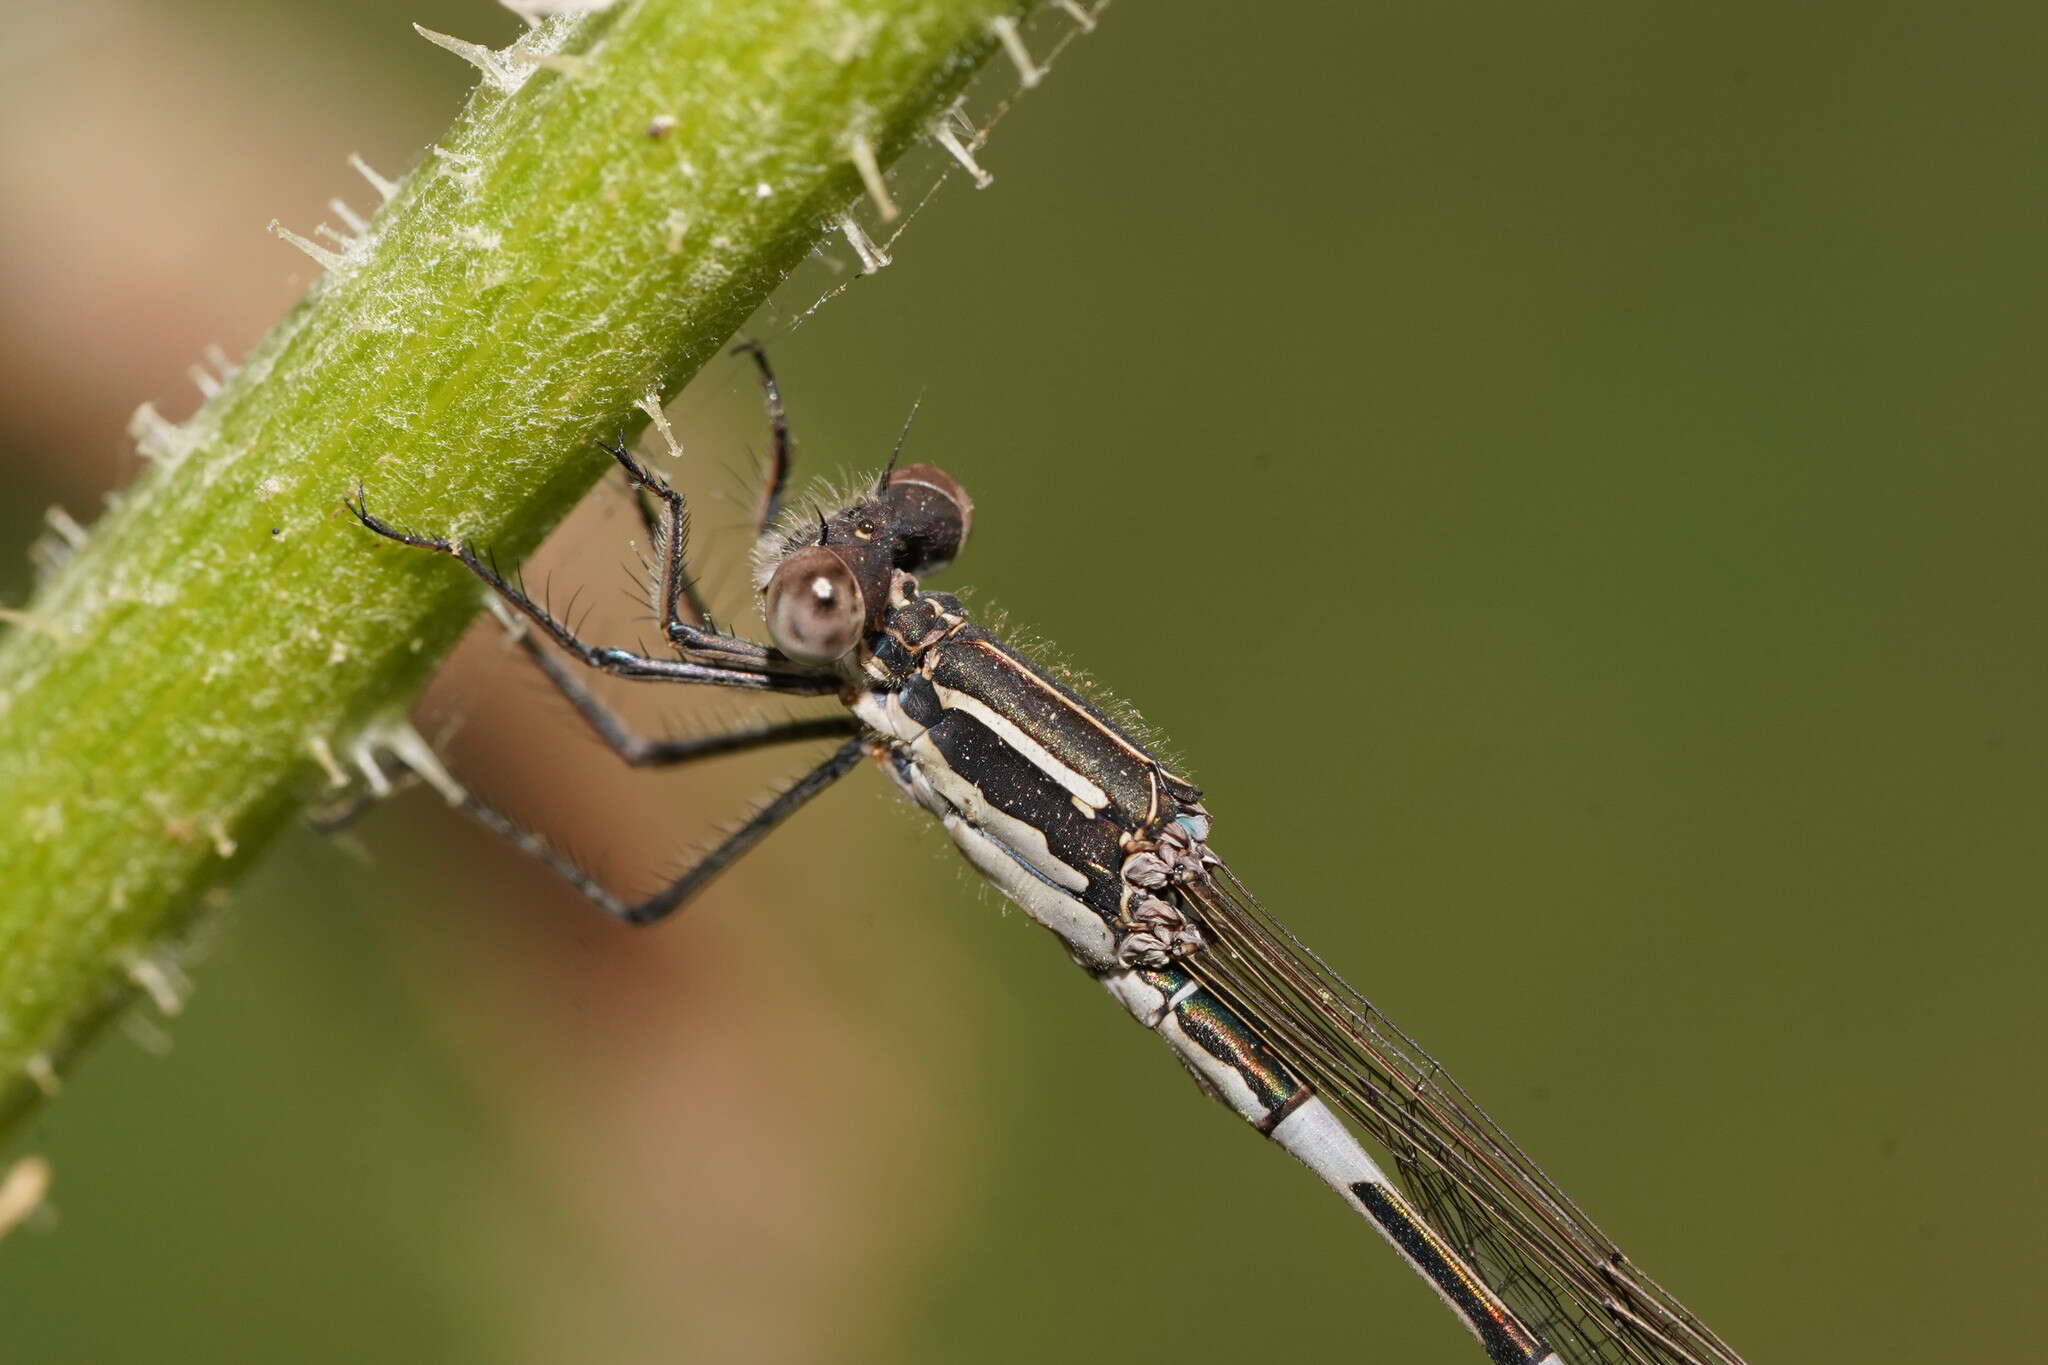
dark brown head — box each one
[760,465,973,666]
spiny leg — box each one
[311,632,851,834]
[630,481,715,628]
[628,339,789,629]
[629,481,666,570]
[513,628,857,766]
[730,340,793,537]
[344,491,834,695]
[596,436,727,651]
[459,735,867,925]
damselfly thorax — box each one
[343,346,1745,1365]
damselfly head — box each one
[758,465,973,665]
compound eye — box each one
[881,463,972,573]
[764,547,866,665]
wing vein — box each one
[1176,863,1746,1365]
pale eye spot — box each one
[764,546,865,665]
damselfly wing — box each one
[1179,866,1745,1365]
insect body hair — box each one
[749,469,889,592]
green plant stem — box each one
[0,0,1033,1129]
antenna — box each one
[875,389,927,493]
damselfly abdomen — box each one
[344,347,1745,1365]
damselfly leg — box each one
[341,508,861,919]
[729,339,794,537]
[608,433,719,640]
[343,493,833,695]
[341,400,859,923]
[624,341,791,604]
[453,735,865,926]
[514,631,853,767]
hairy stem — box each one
[0,0,1042,1129]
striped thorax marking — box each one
[927,679,1111,814]
[855,592,1208,969]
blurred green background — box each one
[3,1,2044,1360]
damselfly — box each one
[345,347,1746,1365]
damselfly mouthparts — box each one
[344,347,1745,1365]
